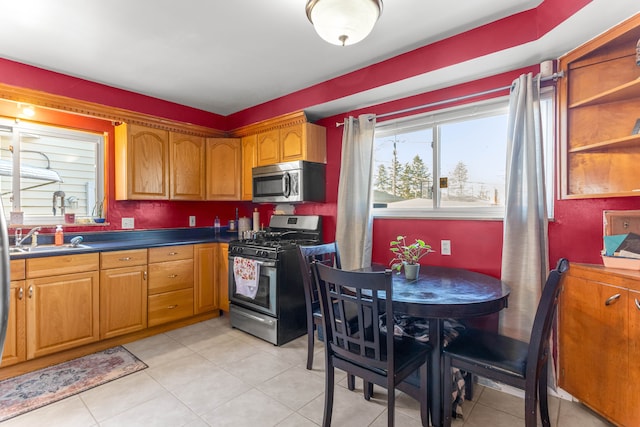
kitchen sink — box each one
[9,244,93,254]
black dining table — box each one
[361,264,511,427]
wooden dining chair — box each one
[312,261,432,427]
[297,243,342,370]
[442,258,569,427]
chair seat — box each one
[340,334,431,377]
[443,329,529,378]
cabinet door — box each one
[194,243,218,314]
[205,138,241,200]
[170,133,205,200]
[218,243,229,312]
[280,124,304,162]
[241,134,257,200]
[629,289,640,426]
[115,123,169,200]
[559,275,628,425]
[26,271,100,359]
[1,281,26,367]
[256,130,280,166]
[100,266,148,339]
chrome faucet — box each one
[16,226,42,248]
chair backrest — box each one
[312,261,394,372]
[526,258,569,379]
[298,243,342,313]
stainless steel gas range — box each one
[228,215,321,345]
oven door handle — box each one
[233,309,276,326]
[229,257,276,268]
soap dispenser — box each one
[55,225,64,246]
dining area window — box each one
[0,119,104,225]
[373,92,554,219]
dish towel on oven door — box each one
[233,257,261,299]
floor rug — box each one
[0,346,147,422]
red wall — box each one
[3,0,638,275]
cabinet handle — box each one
[143,271,147,281]
[635,298,640,311]
[28,286,33,298]
[168,274,178,278]
[18,287,23,300]
[118,257,132,261]
[167,304,178,309]
[168,252,178,256]
[605,293,621,306]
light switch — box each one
[122,218,134,229]
[189,216,196,227]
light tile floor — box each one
[1,316,615,426]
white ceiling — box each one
[1,0,639,120]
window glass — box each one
[439,113,507,208]
[373,92,554,219]
[0,119,104,225]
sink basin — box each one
[10,244,92,254]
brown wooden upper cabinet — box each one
[206,138,242,200]
[241,134,258,201]
[116,123,207,201]
[558,13,640,199]
[256,123,327,166]
[115,123,170,200]
[170,133,206,200]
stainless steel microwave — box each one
[252,160,325,203]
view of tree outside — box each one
[373,128,433,208]
[373,111,508,210]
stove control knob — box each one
[257,250,268,257]
[231,246,243,254]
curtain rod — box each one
[335,71,564,127]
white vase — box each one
[404,263,420,280]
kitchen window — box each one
[0,119,105,225]
[372,92,554,219]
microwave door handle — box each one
[283,172,291,197]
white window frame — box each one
[372,90,555,220]
[1,119,105,225]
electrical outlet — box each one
[189,216,196,227]
[441,240,451,256]
[122,217,135,229]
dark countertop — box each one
[9,227,239,259]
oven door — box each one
[228,254,277,316]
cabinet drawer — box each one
[26,253,99,278]
[148,259,194,295]
[148,288,194,327]
[148,245,193,263]
[10,259,25,281]
[101,249,148,269]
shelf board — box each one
[569,134,640,153]
[565,190,640,199]
[569,78,640,108]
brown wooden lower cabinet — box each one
[147,245,195,326]
[194,243,219,314]
[148,288,194,327]
[99,249,148,339]
[27,270,100,359]
[2,243,223,372]
[100,266,148,339]
[560,263,640,426]
[218,243,229,312]
[1,270,26,367]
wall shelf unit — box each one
[558,13,640,199]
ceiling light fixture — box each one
[306,0,383,47]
